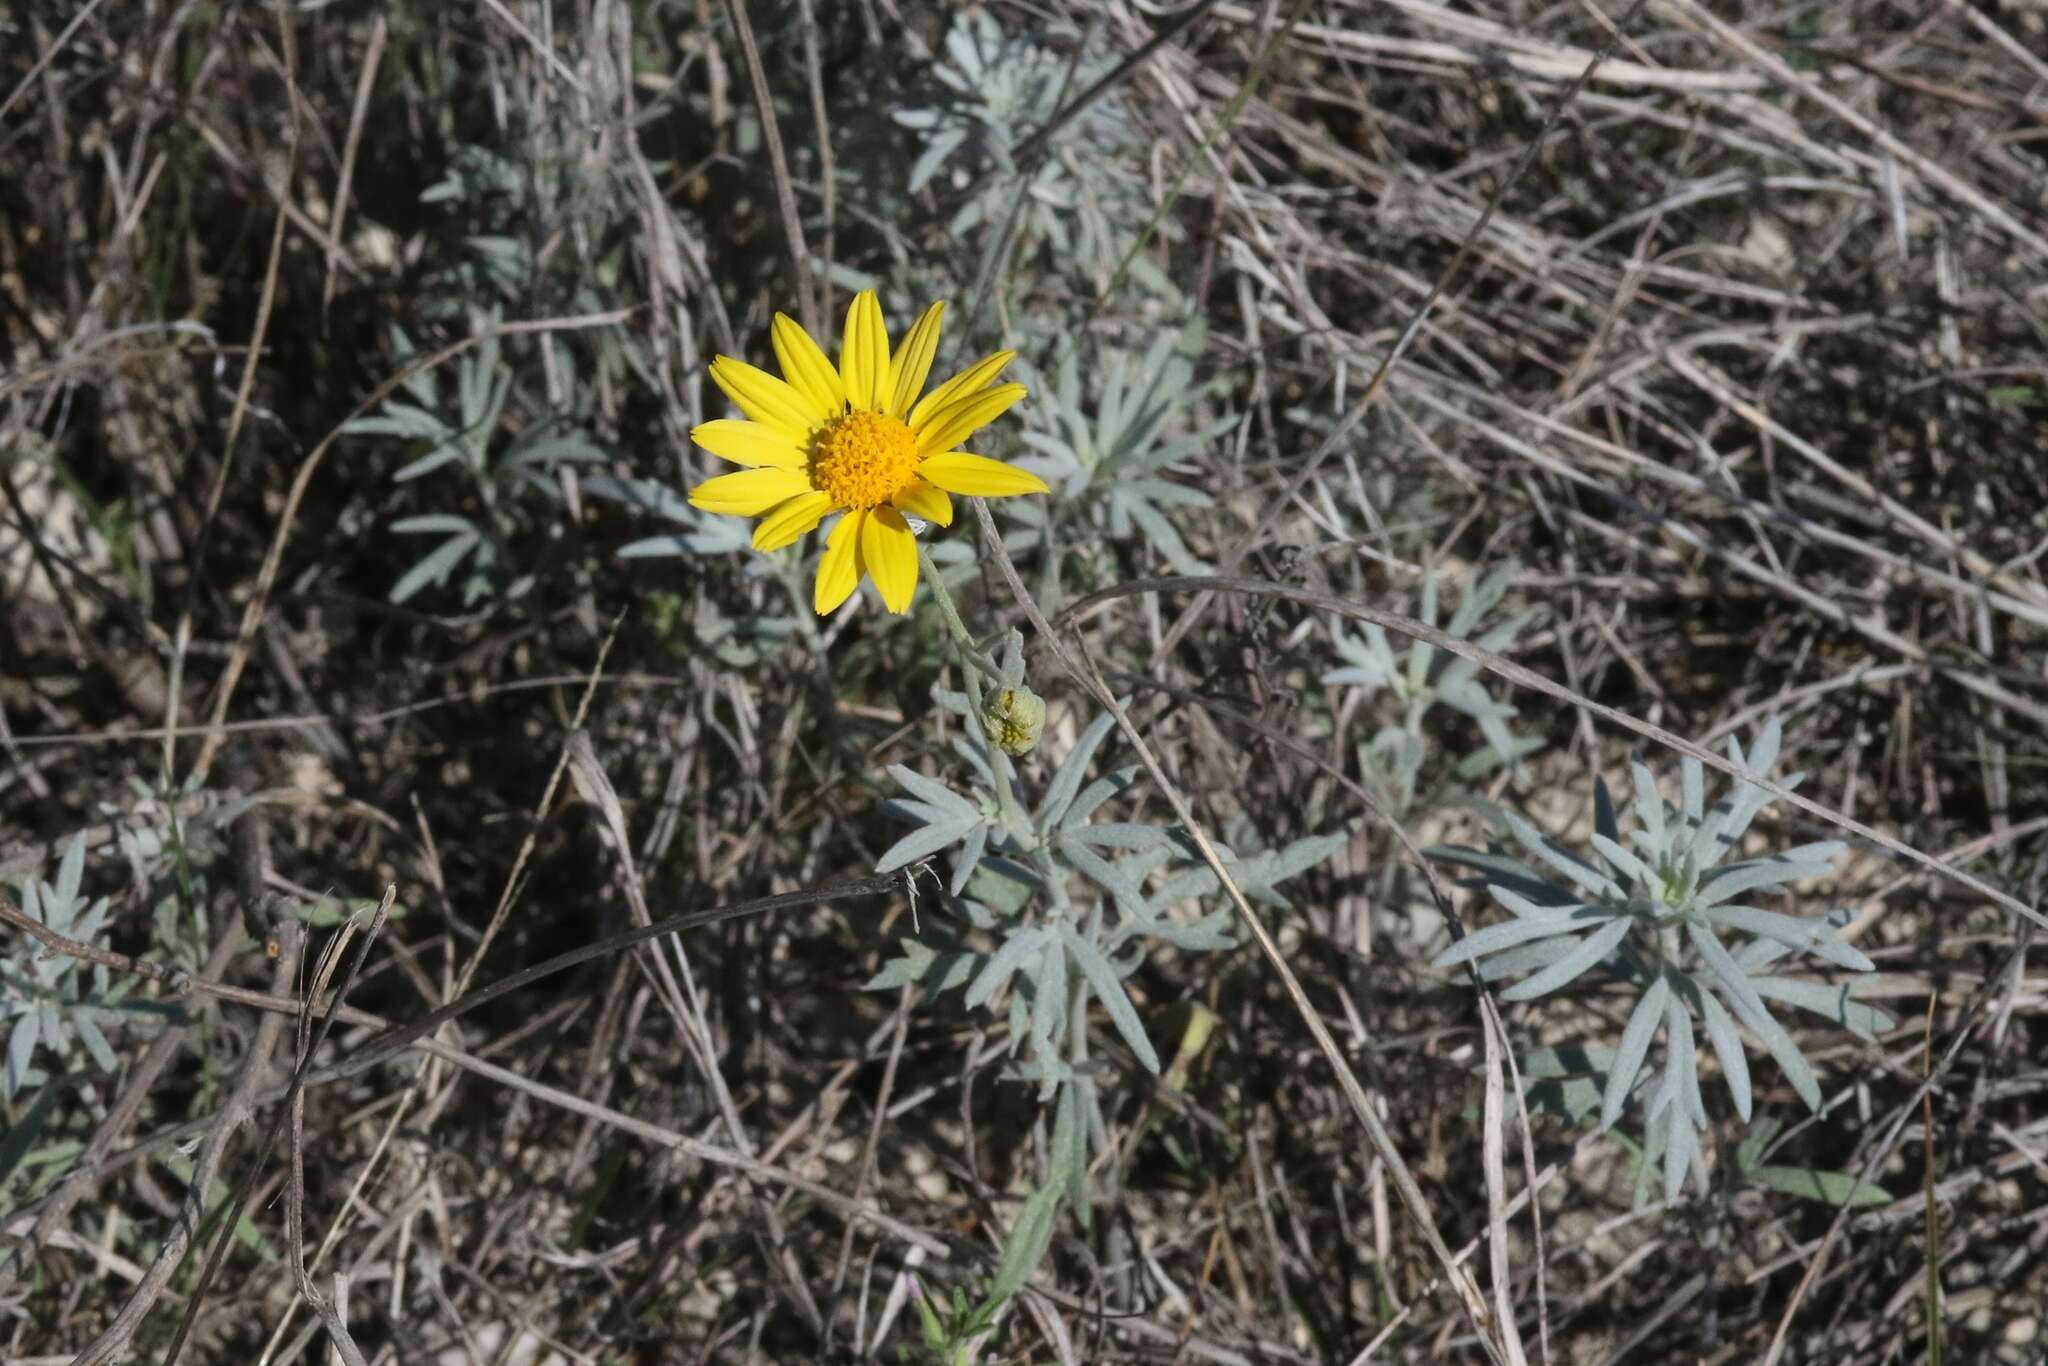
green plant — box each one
[869,625,1342,1284]
[1323,560,1542,813]
[1431,718,1893,1203]
[1017,322,1236,581]
[3,835,150,1102]
[346,314,606,605]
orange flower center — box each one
[810,409,921,509]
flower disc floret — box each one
[811,410,921,509]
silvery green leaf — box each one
[1603,972,1669,1131]
[1039,712,1119,830]
[582,474,693,522]
[506,432,606,468]
[344,403,451,442]
[1713,975,1822,1113]
[966,859,1039,916]
[1689,790,1744,870]
[390,513,479,536]
[619,529,730,557]
[879,799,956,828]
[1501,810,1624,900]
[1324,623,1398,690]
[1061,926,1159,1073]
[1065,821,1166,851]
[998,629,1027,687]
[1142,912,1235,952]
[1685,921,1773,1023]
[1745,716,1784,778]
[1469,605,1534,657]
[1143,866,1219,912]
[1704,907,1874,972]
[1123,497,1210,575]
[70,898,111,947]
[863,939,941,991]
[73,1012,117,1073]
[1489,883,1585,922]
[390,532,480,604]
[1731,933,1794,973]
[1630,759,1667,854]
[1499,917,1631,1001]
[1031,938,1067,1055]
[949,731,999,792]
[7,1014,38,1101]
[1667,998,1705,1127]
[965,927,1050,1010]
[1590,833,1654,893]
[951,822,990,897]
[53,833,85,913]
[875,816,981,876]
[1693,979,1753,1121]
[1433,908,1599,970]
[887,765,980,819]
[1052,1077,1090,1213]
[1694,858,1830,907]
[1061,769,1140,833]
[1750,976,1895,1037]
[1661,1094,1697,1204]
[1749,1164,1892,1208]
[1430,845,1580,910]
[1771,840,1848,867]
[1714,774,1790,856]
[990,1180,1061,1302]
[1681,755,1704,825]
[1059,840,1147,917]
[1472,936,1583,982]
[1227,832,1348,908]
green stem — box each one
[918,538,1036,851]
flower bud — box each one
[983,686,1046,756]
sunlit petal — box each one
[771,313,845,419]
[752,490,834,551]
[885,301,946,420]
[908,349,1015,431]
[690,466,812,516]
[837,290,890,412]
[692,419,805,468]
[915,452,1050,498]
[890,477,953,527]
[915,382,1028,457]
[710,356,819,439]
[814,512,864,614]
[861,508,919,614]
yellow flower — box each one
[687,290,1046,615]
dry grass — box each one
[2,0,2045,1362]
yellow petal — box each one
[891,477,953,527]
[861,507,919,613]
[710,356,821,439]
[915,382,1028,457]
[814,512,864,614]
[837,290,889,412]
[916,453,1050,498]
[692,419,804,468]
[909,349,1015,431]
[885,301,946,420]
[752,490,834,551]
[689,466,812,516]
[771,313,845,419]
